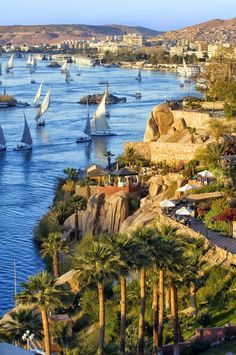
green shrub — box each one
[196,308,212,326]
[204,198,231,234]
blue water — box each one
[0,57,197,315]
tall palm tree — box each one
[103,151,114,170]
[131,227,162,355]
[63,167,78,181]
[2,308,42,346]
[74,241,122,355]
[41,232,69,278]
[16,271,67,355]
[107,233,143,355]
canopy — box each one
[176,207,191,216]
[160,199,175,208]
[197,170,214,178]
[177,183,196,192]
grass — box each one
[200,339,236,354]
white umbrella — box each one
[160,199,175,208]
[197,170,214,178]
[177,183,196,192]
[175,207,191,216]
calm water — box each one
[0,57,197,315]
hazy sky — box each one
[0,0,235,30]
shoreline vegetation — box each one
[0,48,236,355]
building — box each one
[123,33,143,47]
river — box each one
[0,57,197,315]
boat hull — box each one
[91,131,116,137]
[0,145,6,151]
[76,137,92,143]
[14,144,32,151]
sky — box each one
[0,0,235,30]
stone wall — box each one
[172,109,211,129]
[125,141,201,163]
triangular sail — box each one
[6,55,14,70]
[21,114,32,145]
[40,89,51,116]
[34,81,43,105]
[27,55,32,65]
[84,103,91,136]
[61,60,68,72]
[137,69,141,80]
[91,91,110,132]
[0,125,6,145]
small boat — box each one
[136,69,142,82]
[0,125,6,151]
[105,111,110,118]
[34,89,51,126]
[76,102,92,143]
[14,113,33,151]
[90,91,115,136]
[31,79,36,84]
[134,92,141,98]
[34,81,43,107]
[5,55,14,73]
[65,68,73,82]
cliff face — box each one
[63,191,130,237]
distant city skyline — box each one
[0,0,235,31]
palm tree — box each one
[74,241,121,355]
[41,232,69,278]
[63,167,78,181]
[187,127,197,143]
[16,271,67,355]
[107,233,142,355]
[1,308,42,346]
[104,151,114,170]
[208,119,227,143]
[131,227,161,355]
[194,142,225,167]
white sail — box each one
[0,125,6,145]
[91,91,110,132]
[21,114,32,145]
[5,55,14,71]
[136,69,142,81]
[34,81,43,105]
[31,56,36,67]
[40,89,51,116]
[61,60,68,72]
[84,103,91,136]
[27,55,32,65]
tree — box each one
[194,142,226,167]
[104,151,114,170]
[63,167,78,181]
[16,271,67,355]
[41,232,69,278]
[208,120,227,143]
[1,308,42,346]
[187,127,197,143]
[74,241,121,354]
[116,147,144,169]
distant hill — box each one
[0,24,163,45]
[158,18,236,43]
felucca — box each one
[15,113,33,151]
[34,89,51,126]
[90,91,115,136]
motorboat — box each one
[134,92,142,98]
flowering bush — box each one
[213,208,236,222]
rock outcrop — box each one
[79,93,126,105]
[63,191,130,237]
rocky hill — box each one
[0,24,162,45]
[158,17,236,43]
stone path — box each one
[190,218,236,255]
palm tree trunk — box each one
[152,282,158,354]
[41,308,51,355]
[53,252,59,278]
[171,282,179,355]
[120,275,127,355]
[157,269,164,355]
[98,282,105,355]
[189,282,197,315]
[165,288,170,311]
[138,267,146,355]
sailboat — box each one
[34,89,51,126]
[61,60,68,73]
[182,58,191,83]
[34,81,43,107]
[26,55,32,66]
[76,102,92,143]
[136,69,142,81]
[90,91,115,136]
[15,114,32,151]
[0,125,6,151]
[5,55,14,73]
[65,68,73,82]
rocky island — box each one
[79,92,126,104]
